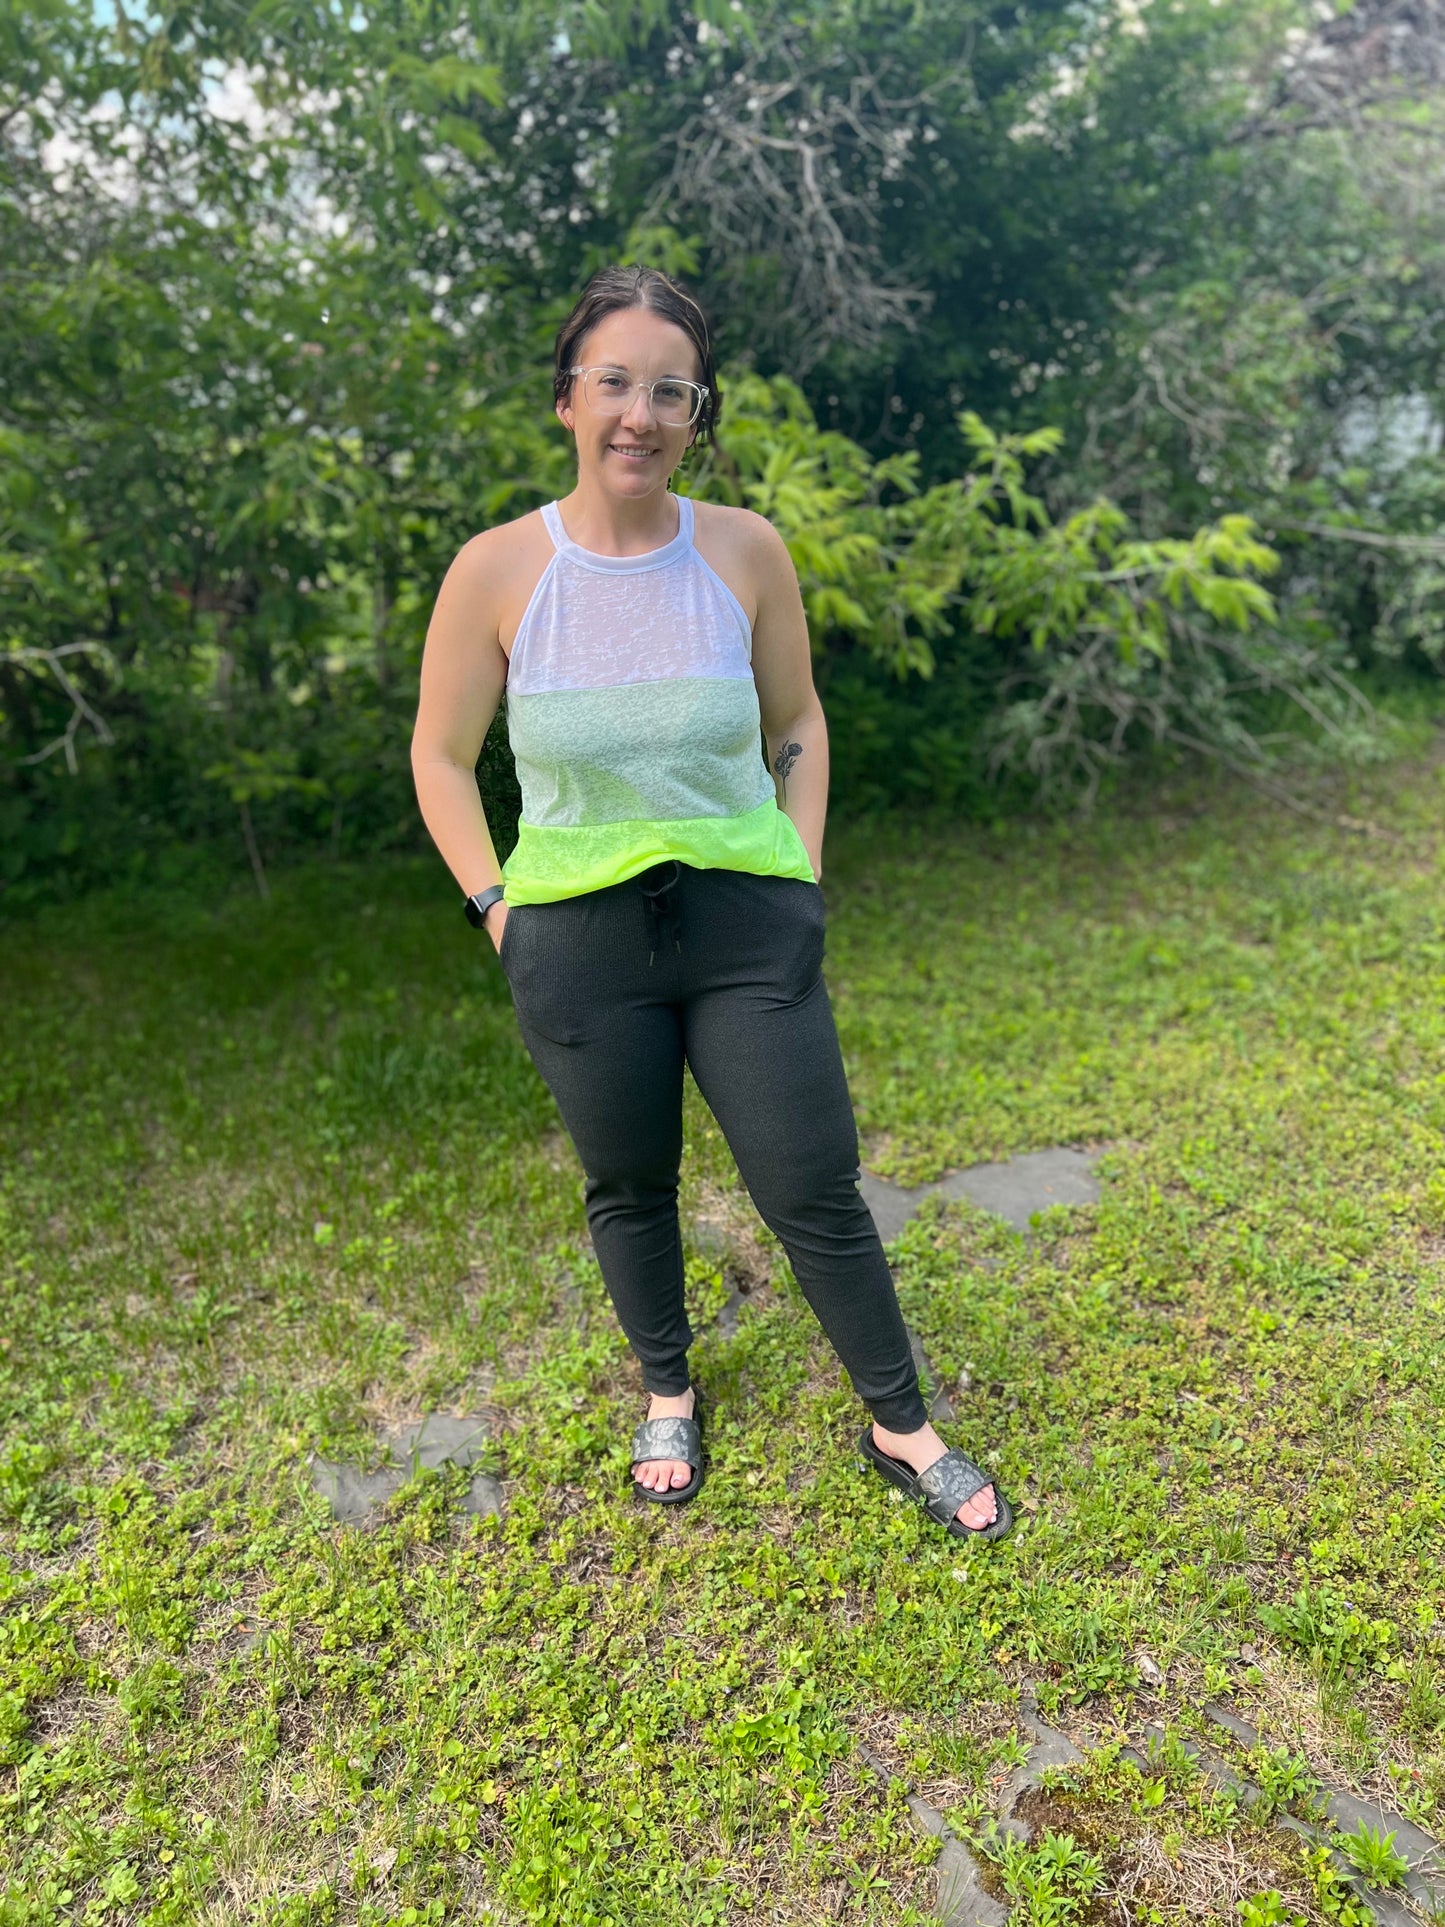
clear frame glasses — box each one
[569,364,706,428]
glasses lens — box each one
[652,381,702,425]
[583,369,634,414]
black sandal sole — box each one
[858,1428,1015,1542]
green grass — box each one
[3,745,1445,1925]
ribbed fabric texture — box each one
[499,494,815,905]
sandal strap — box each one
[918,1448,990,1525]
[631,1415,701,1469]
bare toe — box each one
[959,1485,997,1530]
[634,1458,689,1490]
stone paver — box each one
[859,1694,1444,1927]
[387,1413,489,1472]
[999,1702,1086,1842]
[935,1836,1010,1927]
[307,1457,408,1526]
[856,1741,1009,1927]
[858,1170,938,1245]
[461,1473,505,1519]
[906,1324,956,1423]
[1141,1719,1255,1803]
[691,1216,760,1339]
[859,1147,1102,1243]
[690,1216,732,1260]
[714,1278,748,1337]
[938,1150,1101,1231]
[1317,1788,1445,1912]
[1203,1701,1259,1746]
[1143,1716,1442,1926]
[1201,1704,1445,1913]
[308,1412,499,1526]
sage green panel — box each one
[504,677,775,829]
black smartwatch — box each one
[464,884,506,930]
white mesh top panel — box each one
[506,497,754,696]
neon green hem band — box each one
[500,798,815,904]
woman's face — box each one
[557,304,703,493]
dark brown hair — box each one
[552,264,721,447]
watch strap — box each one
[465,884,507,929]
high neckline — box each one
[544,495,693,572]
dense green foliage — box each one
[4,0,1445,901]
[3,753,1443,1919]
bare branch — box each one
[641,28,958,366]
[1272,520,1445,556]
[1235,0,1445,142]
[9,643,117,775]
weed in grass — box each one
[1403,1653,1445,1739]
[1302,1844,1376,1927]
[980,1825,1105,1927]
[1384,1758,1439,1830]
[1317,1671,1382,1777]
[1332,1822,1411,1889]
[1237,1890,1308,1927]
[1244,1745,1323,1823]
[1259,1585,1399,1678]
[1142,1728,1206,1793]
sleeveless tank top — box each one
[498,494,817,905]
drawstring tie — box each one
[638,860,683,967]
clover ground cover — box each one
[2,754,1443,1924]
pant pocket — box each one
[770,874,826,985]
[498,904,522,974]
[499,899,597,1045]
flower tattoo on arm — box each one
[773,739,802,803]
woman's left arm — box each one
[748,515,828,883]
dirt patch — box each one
[1008,1784,1318,1927]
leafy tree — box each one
[4,0,1444,903]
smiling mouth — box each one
[609,444,657,458]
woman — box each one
[411,264,1011,1542]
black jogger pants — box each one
[497,859,928,1433]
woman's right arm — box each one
[411,532,512,948]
